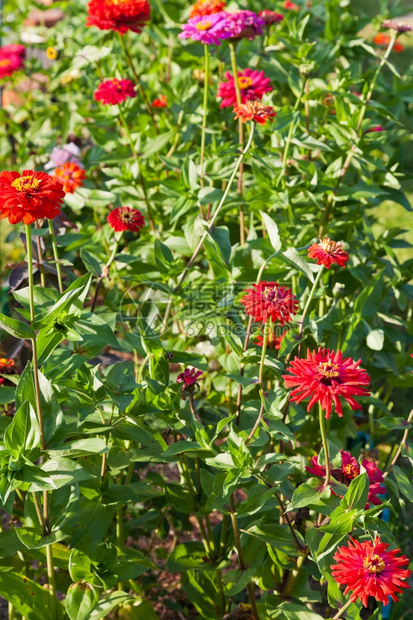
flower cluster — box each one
[53,162,86,194]
[107,207,145,233]
[0,170,65,225]
[307,450,385,506]
[217,69,272,108]
[94,79,137,105]
[86,0,151,34]
[0,43,25,80]
[284,348,371,418]
[241,282,299,325]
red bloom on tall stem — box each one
[234,100,276,126]
[283,0,300,10]
[259,10,284,25]
[152,94,167,108]
[53,162,85,194]
[217,68,272,108]
[86,0,151,34]
[190,0,226,18]
[241,282,299,325]
[107,207,145,233]
[331,537,411,607]
[283,349,370,419]
[0,170,65,225]
[94,79,136,105]
[308,238,349,269]
[254,330,286,350]
[307,450,385,506]
[373,33,404,52]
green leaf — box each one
[0,312,34,339]
[242,523,304,554]
[282,247,315,283]
[341,472,369,510]
[65,583,99,620]
[40,457,94,489]
[0,570,63,619]
[366,328,384,351]
[70,499,116,556]
[207,226,232,264]
[4,401,40,456]
[32,272,92,330]
[260,211,282,252]
[290,477,331,510]
[167,541,221,572]
[393,465,413,503]
[0,386,16,404]
[47,438,109,458]
[89,593,134,619]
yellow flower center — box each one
[196,20,212,30]
[0,58,12,67]
[363,554,385,574]
[342,464,359,480]
[320,238,340,254]
[11,176,40,192]
[238,76,253,89]
[318,362,339,379]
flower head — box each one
[283,0,300,10]
[178,13,232,45]
[217,68,272,108]
[373,33,404,52]
[234,100,276,126]
[53,162,86,194]
[152,94,167,108]
[283,348,370,419]
[0,170,65,225]
[44,143,82,172]
[364,125,385,134]
[86,0,151,34]
[47,47,58,60]
[241,282,299,325]
[332,537,411,607]
[94,79,136,105]
[224,10,265,40]
[306,450,385,506]
[177,367,203,398]
[381,20,412,34]
[0,358,15,372]
[0,44,25,79]
[259,10,284,25]
[107,206,145,233]
[190,0,226,18]
[308,238,349,269]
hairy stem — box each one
[319,402,331,487]
[48,220,63,293]
[298,266,324,356]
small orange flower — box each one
[234,100,276,126]
[190,0,226,19]
[53,162,85,194]
[373,33,404,52]
[152,94,167,108]
[283,0,300,10]
[0,358,15,372]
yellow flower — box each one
[47,47,57,60]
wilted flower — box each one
[241,282,299,325]
[373,33,404,52]
[53,162,86,194]
[178,13,232,45]
[86,0,151,34]
[152,94,167,108]
[94,79,136,105]
[306,450,385,506]
[190,0,226,18]
[217,69,272,108]
[107,207,145,233]
[307,238,349,269]
[177,367,203,399]
[332,537,411,607]
[259,10,284,26]
[44,143,81,172]
[381,20,412,34]
[224,10,265,40]
[283,348,370,419]
[0,170,65,225]
[234,100,276,125]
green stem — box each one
[319,402,331,487]
[282,552,307,596]
[33,492,46,534]
[281,80,305,179]
[91,232,123,312]
[48,220,63,294]
[200,44,210,185]
[229,41,245,245]
[332,598,353,619]
[229,43,242,106]
[45,544,57,617]
[174,122,255,292]
[298,266,324,354]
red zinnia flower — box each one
[254,330,286,350]
[0,170,65,225]
[94,79,136,105]
[306,450,385,507]
[86,0,151,34]
[259,10,284,25]
[107,207,145,233]
[283,348,370,419]
[234,100,276,126]
[241,282,299,326]
[0,50,24,79]
[53,162,85,194]
[283,0,300,10]
[0,358,15,372]
[190,0,226,18]
[332,537,411,607]
[217,69,272,108]
[308,238,349,269]
[152,94,167,108]
[373,34,404,52]
[177,367,203,389]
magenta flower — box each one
[177,367,203,389]
[364,125,385,134]
[178,13,232,45]
[224,10,265,40]
[259,10,284,26]
[44,143,82,172]
[217,68,272,108]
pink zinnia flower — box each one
[332,537,411,607]
[240,282,299,325]
[307,238,349,269]
[306,450,385,506]
[217,68,272,108]
[0,44,25,79]
[107,207,145,233]
[94,79,136,105]
[224,10,265,40]
[178,13,232,45]
[259,10,284,25]
[283,349,371,419]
